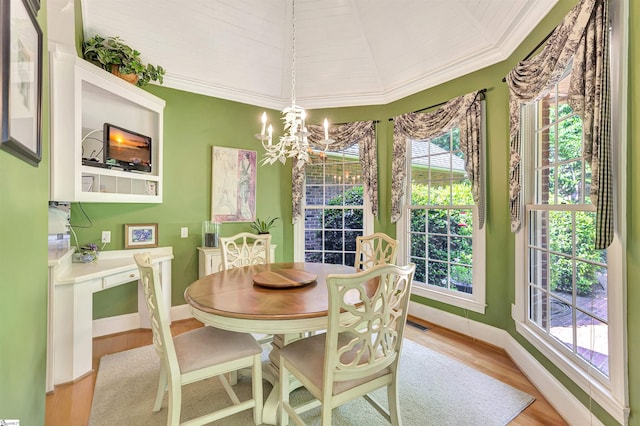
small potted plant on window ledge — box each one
[82,34,165,87]
[249,217,279,234]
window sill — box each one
[412,285,486,314]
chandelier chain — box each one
[291,0,297,105]
[256,0,334,166]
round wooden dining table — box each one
[184,261,364,425]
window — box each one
[399,128,486,313]
[295,145,373,264]
[525,66,610,374]
[515,54,626,420]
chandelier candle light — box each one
[256,0,334,167]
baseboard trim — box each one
[171,304,194,321]
[408,301,604,426]
[92,304,195,337]
[93,313,140,337]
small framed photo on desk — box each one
[124,223,158,249]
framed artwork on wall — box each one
[211,146,256,223]
[124,223,158,249]
[0,0,43,166]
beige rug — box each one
[89,339,534,425]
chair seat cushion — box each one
[174,326,262,373]
[280,333,390,395]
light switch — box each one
[181,227,188,238]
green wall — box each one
[0,2,49,425]
[73,89,291,312]
[2,0,637,424]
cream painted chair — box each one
[279,262,416,426]
[133,253,263,426]
[354,232,398,271]
[219,232,273,346]
[219,232,272,270]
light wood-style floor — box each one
[45,317,567,425]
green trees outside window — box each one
[315,186,364,266]
[536,103,606,297]
[409,181,473,292]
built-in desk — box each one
[47,247,173,391]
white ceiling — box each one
[81,0,558,110]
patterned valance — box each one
[391,91,485,228]
[291,120,377,222]
[506,0,612,249]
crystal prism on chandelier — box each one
[256,0,333,167]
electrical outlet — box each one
[102,231,111,243]
[180,227,188,238]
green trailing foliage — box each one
[83,34,165,87]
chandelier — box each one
[256,0,333,167]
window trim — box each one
[398,119,487,314]
[513,1,628,420]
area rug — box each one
[89,339,534,425]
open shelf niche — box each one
[50,47,165,203]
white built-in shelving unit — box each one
[49,46,165,203]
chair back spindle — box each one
[354,232,398,270]
[220,232,271,270]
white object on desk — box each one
[47,246,173,391]
[197,244,277,278]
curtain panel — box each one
[506,0,612,249]
[390,91,485,228]
[291,120,377,222]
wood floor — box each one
[45,317,567,425]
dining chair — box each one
[133,252,263,426]
[219,232,272,270]
[279,262,416,426]
[354,232,398,270]
[220,232,274,346]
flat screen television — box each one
[104,123,152,173]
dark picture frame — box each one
[0,0,43,166]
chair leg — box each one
[153,362,167,412]
[229,370,238,385]
[279,360,290,426]
[252,354,263,425]
[387,380,401,426]
[167,381,182,426]
[321,403,333,426]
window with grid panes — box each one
[301,145,371,265]
[513,3,627,418]
[403,128,485,312]
[523,65,610,377]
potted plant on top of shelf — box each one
[82,34,165,87]
[250,217,279,234]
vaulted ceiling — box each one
[81,0,558,110]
